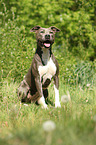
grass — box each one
[0,79,96,145]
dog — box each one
[18,26,61,109]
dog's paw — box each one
[42,104,48,109]
[55,102,61,108]
[38,96,48,109]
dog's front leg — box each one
[35,76,48,109]
[53,75,61,108]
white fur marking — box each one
[54,85,61,108]
[38,58,56,83]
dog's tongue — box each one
[44,43,50,47]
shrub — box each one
[1,0,95,60]
[1,18,35,82]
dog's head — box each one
[30,26,60,49]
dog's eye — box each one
[50,31,53,34]
[40,30,44,33]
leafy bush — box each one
[1,18,35,82]
[1,0,96,60]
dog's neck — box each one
[36,44,52,65]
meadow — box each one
[0,0,96,144]
[0,80,96,145]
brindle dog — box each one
[18,26,61,109]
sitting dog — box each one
[18,26,61,109]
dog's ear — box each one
[30,26,41,32]
[50,26,60,33]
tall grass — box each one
[0,80,96,145]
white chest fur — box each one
[38,58,56,83]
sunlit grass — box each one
[0,80,96,145]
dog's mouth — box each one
[43,40,51,48]
[38,40,53,48]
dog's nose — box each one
[45,34,50,40]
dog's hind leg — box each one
[17,80,30,102]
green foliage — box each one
[1,0,96,60]
[53,45,96,87]
[0,18,35,82]
[61,60,96,87]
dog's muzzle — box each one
[38,39,54,48]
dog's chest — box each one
[38,58,56,84]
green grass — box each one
[0,80,96,145]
